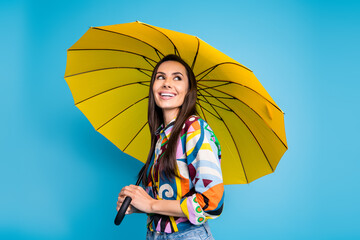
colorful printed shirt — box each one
[144,115,224,233]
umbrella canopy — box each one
[64,21,287,185]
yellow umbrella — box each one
[64,21,287,185]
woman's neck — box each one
[163,108,179,126]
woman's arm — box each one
[151,198,186,217]
[117,184,186,217]
[179,118,224,225]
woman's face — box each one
[152,60,189,115]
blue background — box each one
[1,0,359,239]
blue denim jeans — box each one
[146,221,214,240]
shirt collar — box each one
[155,118,176,138]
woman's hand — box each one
[116,193,140,215]
[117,185,155,214]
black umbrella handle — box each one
[114,196,132,225]
[114,167,145,226]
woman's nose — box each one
[162,78,172,88]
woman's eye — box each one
[157,75,165,80]
[174,76,182,80]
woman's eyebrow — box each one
[172,72,183,76]
[156,71,184,76]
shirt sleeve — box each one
[180,118,224,225]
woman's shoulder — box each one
[183,115,221,151]
[183,115,210,133]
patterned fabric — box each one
[144,115,224,233]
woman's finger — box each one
[116,195,127,211]
[116,185,150,214]
[121,189,135,199]
[118,186,132,196]
[116,201,131,212]
[118,195,126,201]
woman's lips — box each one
[159,92,176,100]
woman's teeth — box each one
[161,93,175,97]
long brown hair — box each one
[140,54,197,186]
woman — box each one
[117,54,224,239]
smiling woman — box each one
[152,60,189,126]
[117,55,224,239]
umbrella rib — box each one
[143,57,156,68]
[154,49,164,60]
[198,82,288,149]
[198,80,283,113]
[196,65,216,81]
[67,48,158,67]
[196,101,223,120]
[139,82,151,87]
[196,62,252,80]
[197,90,249,183]
[197,98,232,112]
[197,91,223,120]
[200,87,278,173]
[196,99,208,122]
[197,82,232,91]
[64,66,152,78]
[190,37,200,70]
[139,22,180,57]
[197,94,234,100]
[97,96,149,131]
[138,69,152,78]
[91,27,165,58]
[75,81,150,105]
[123,121,149,152]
